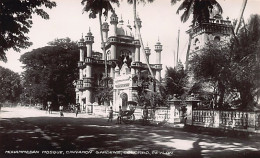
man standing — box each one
[117,106,122,124]
[75,103,80,117]
[47,101,52,114]
[107,106,113,122]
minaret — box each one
[154,39,162,82]
[131,16,142,76]
[110,12,118,37]
[78,34,86,80]
[102,22,109,42]
[84,28,94,104]
[144,44,151,63]
[110,12,118,60]
[134,16,142,62]
[102,21,109,60]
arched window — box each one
[106,50,111,60]
[119,49,132,68]
[194,38,200,50]
[214,36,220,43]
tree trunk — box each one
[217,82,225,109]
[133,0,154,78]
[99,11,108,87]
[234,0,248,35]
[239,88,254,110]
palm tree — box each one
[127,0,155,78]
[234,0,248,35]
[81,0,119,86]
[171,0,223,69]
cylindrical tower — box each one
[78,35,86,80]
[84,29,94,104]
[134,16,142,40]
[110,12,118,37]
[102,22,109,42]
[134,40,140,62]
[155,40,162,64]
[154,40,162,82]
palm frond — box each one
[171,0,182,5]
[179,0,194,23]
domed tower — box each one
[154,39,163,82]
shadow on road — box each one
[0,113,260,158]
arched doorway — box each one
[120,93,128,111]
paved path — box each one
[0,107,260,158]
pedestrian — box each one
[108,107,113,122]
[117,106,122,124]
[47,101,52,114]
[143,105,149,125]
[59,105,64,117]
[75,103,80,117]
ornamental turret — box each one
[154,39,162,82]
[155,39,162,64]
[78,35,86,62]
[78,35,86,80]
[144,44,151,63]
[85,28,94,58]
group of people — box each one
[107,106,123,124]
[59,103,80,117]
[46,101,80,117]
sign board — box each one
[114,75,131,89]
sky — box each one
[1,0,260,76]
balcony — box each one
[78,61,84,68]
[76,80,84,90]
[85,57,94,64]
[83,77,93,89]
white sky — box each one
[1,0,260,76]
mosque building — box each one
[75,12,163,111]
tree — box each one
[134,74,167,107]
[0,66,22,103]
[93,77,113,105]
[48,37,78,50]
[230,14,260,109]
[164,62,188,98]
[171,0,222,68]
[81,0,119,87]
[0,0,56,62]
[189,42,231,109]
[20,38,79,109]
[127,0,155,78]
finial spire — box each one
[119,14,124,24]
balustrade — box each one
[192,110,260,132]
